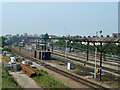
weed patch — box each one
[32,68,69,88]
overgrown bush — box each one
[2,47,11,52]
[2,65,22,89]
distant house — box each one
[49,35,59,43]
[49,35,57,38]
[23,33,28,37]
[112,33,120,38]
[75,34,119,46]
[4,34,13,44]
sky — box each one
[2,2,118,37]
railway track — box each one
[9,46,110,89]
[52,51,120,75]
[54,49,120,63]
[45,65,109,89]
[51,54,120,83]
[53,49,120,66]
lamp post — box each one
[65,39,67,61]
[94,30,102,79]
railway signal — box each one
[94,30,102,79]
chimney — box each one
[101,35,103,37]
[79,36,82,38]
[88,36,91,38]
[107,35,109,37]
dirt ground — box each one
[33,62,90,88]
[9,71,42,88]
[14,53,89,88]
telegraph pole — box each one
[65,39,67,61]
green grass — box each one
[2,65,22,89]
[32,68,69,88]
[73,68,82,73]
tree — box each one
[75,35,80,38]
[44,33,49,42]
[1,36,6,47]
[8,35,18,44]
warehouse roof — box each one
[28,36,120,43]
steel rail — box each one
[52,52,120,74]
[9,46,110,89]
[53,50,120,67]
[44,65,109,90]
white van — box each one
[10,57,16,63]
